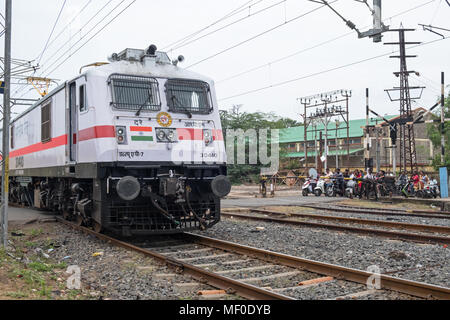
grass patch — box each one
[28,261,67,272]
[6,291,29,299]
[30,228,43,237]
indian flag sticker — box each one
[130,126,153,141]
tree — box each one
[426,95,450,169]
[220,106,299,184]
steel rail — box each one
[55,217,293,300]
[335,203,450,215]
[221,212,450,244]
[248,208,450,235]
[184,232,450,300]
[301,204,450,220]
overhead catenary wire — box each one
[186,1,335,69]
[218,36,450,101]
[12,0,119,98]
[162,0,264,51]
[217,0,437,84]
[42,0,137,78]
[169,0,288,52]
[37,0,116,77]
[44,0,93,54]
[36,0,68,65]
[12,0,114,97]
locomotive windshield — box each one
[165,79,212,114]
[109,74,161,111]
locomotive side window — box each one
[109,74,161,112]
[79,84,86,112]
[165,79,212,114]
[41,101,52,143]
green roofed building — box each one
[279,108,437,171]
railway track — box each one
[55,217,450,300]
[300,203,450,220]
[333,203,450,216]
[220,210,450,244]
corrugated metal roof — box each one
[279,116,396,144]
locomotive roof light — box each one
[172,55,185,66]
[146,44,157,56]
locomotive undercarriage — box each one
[8,164,229,236]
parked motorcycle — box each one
[345,179,357,198]
[314,179,326,197]
[302,177,317,196]
[326,178,345,197]
[429,179,440,198]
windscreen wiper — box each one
[171,95,192,118]
[135,93,153,116]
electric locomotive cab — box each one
[84,45,231,236]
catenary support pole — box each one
[1,0,12,248]
[365,88,370,172]
[441,72,445,165]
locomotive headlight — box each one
[116,126,127,145]
[203,129,213,146]
[157,129,166,141]
[156,128,177,142]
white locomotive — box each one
[2,45,231,235]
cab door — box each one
[68,77,87,162]
[69,82,77,162]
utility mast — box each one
[357,0,389,42]
[1,0,12,248]
[311,0,389,42]
[384,28,423,173]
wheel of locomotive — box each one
[92,221,103,233]
[314,189,322,197]
[75,214,84,226]
[62,210,71,221]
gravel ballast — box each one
[195,217,450,289]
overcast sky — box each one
[2,0,449,121]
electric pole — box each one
[1,0,12,248]
[442,72,445,165]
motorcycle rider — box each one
[333,168,345,195]
[324,168,333,190]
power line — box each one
[44,0,93,54]
[218,36,450,101]
[38,0,115,76]
[162,0,263,51]
[43,0,136,78]
[217,0,438,84]
[186,1,334,69]
[170,0,287,52]
[217,31,351,84]
[12,0,117,97]
[36,0,67,65]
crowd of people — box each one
[313,168,439,199]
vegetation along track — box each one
[220,209,450,245]
[56,217,450,300]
